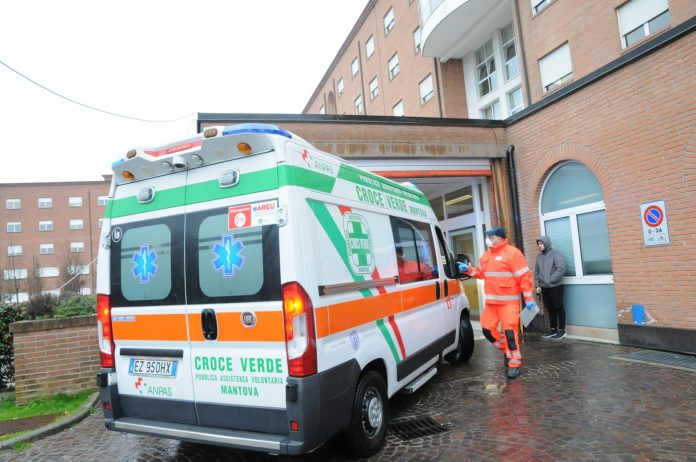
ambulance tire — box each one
[346,370,389,457]
[445,314,475,364]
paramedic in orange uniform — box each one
[458,227,536,379]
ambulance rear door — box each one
[108,171,197,425]
[183,150,288,434]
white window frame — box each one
[539,162,614,285]
[480,99,501,119]
[70,219,84,230]
[38,197,52,209]
[392,100,404,117]
[39,220,54,232]
[501,23,519,81]
[97,196,108,206]
[419,74,434,105]
[532,0,551,15]
[388,54,400,80]
[7,245,22,257]
[69,265,90,275]
[4,268,28,280]
[71,241,85,253]
[351,57,359,77]
[68,196,83,207]
[7,222,21,233]
[40,243,54,255]
[369,76,379,100]
[38,266,60,278]
[366,35,375,58]
[539,42,573,93]
[617,0,670,49]
[5,199,20,210]
[354,94,363,115]
[507,87,524,114]
[413,27,421,54]
[383,7,395,35]
[475,39,497,98]
[337,78,344,96]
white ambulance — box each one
[96,123,475,456]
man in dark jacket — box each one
[534,236,567,340]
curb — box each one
[0,392,100,451]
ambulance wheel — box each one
[445,314,475,363]
[346,370,389,457]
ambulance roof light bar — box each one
[222,123,292,139]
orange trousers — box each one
[480,302,522,368]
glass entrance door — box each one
[450,227,481,316]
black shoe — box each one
[504,356,510,367]
[542,329,558,339]
[553,329,567,340]
[506,367,520,379]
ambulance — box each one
[95,123,475,456]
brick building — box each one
[0,178,110,302]
[203,0,695,352]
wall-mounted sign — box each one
[640,200,670,247]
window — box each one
[539,43,573,92]
[392,100,404,117]
[501,22,519,80]
[337,78,344,96]
[532,0,551,14]
[7,222,21,233]
[354,94,363,115]
[70,219,84,230]
[319,105,325,115]
[98,196,108,206]
[475,40,497,97]
[391,217,437,284]
[388,54,400,79]
[351,58,359,77]
[71,242,85,253]
[40,243,54,255]
[508,87,524,114]
[5,199,20,209]
[98,218,104,229]
[69,196,83,207]
[540,162,612,279]
[480,100,501,119]
[369,77,379,100]
[39,220,53,232]
[69,265,90,275]
[413,27,421,53]
[444,186,474,219]
[7,245,22,257]
[4,268,27,280]
[38,267,59,278]
[383,7,395,35]
[618,0,670,48]
[38,197,52,209]
[366,35,375,58]
[419,74,434,104]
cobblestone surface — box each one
[2,337,695,461]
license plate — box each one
[128,358,177,378]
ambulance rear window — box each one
[186,207,281,303]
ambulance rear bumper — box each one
[108,416,304,454]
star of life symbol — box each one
[132,244,158,284]
[212,234,246,278]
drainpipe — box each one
[506,145,524,250]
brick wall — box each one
[507,33,696,331]
[10,315,99,404]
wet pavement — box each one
[2,335,695,461]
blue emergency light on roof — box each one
[222,123,292,139]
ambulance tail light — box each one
[282,282,317,377]
[97,294,115,368]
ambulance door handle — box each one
[443,279,449,297]
[201,309,218,341]
[435,281,441,300]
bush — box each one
[0,303,24,391]
[24,293,58,320]
[52,295,97,318]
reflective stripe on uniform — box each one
[485,271,514,277]
[486,294,520,301]
[523,291,533,298]
[514,267,530,277]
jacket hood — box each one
[537,235,552,250]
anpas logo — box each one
[301,148,335,175]
[135,377,146,395]
[343,212,375,275]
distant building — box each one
[0,177,110,302]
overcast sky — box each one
[0,0,368,183]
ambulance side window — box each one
[390,217,437,284]
[186,207,281,303]
[109,216,185,307]
[435,226,456,279]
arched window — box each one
[539,162,612,280]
